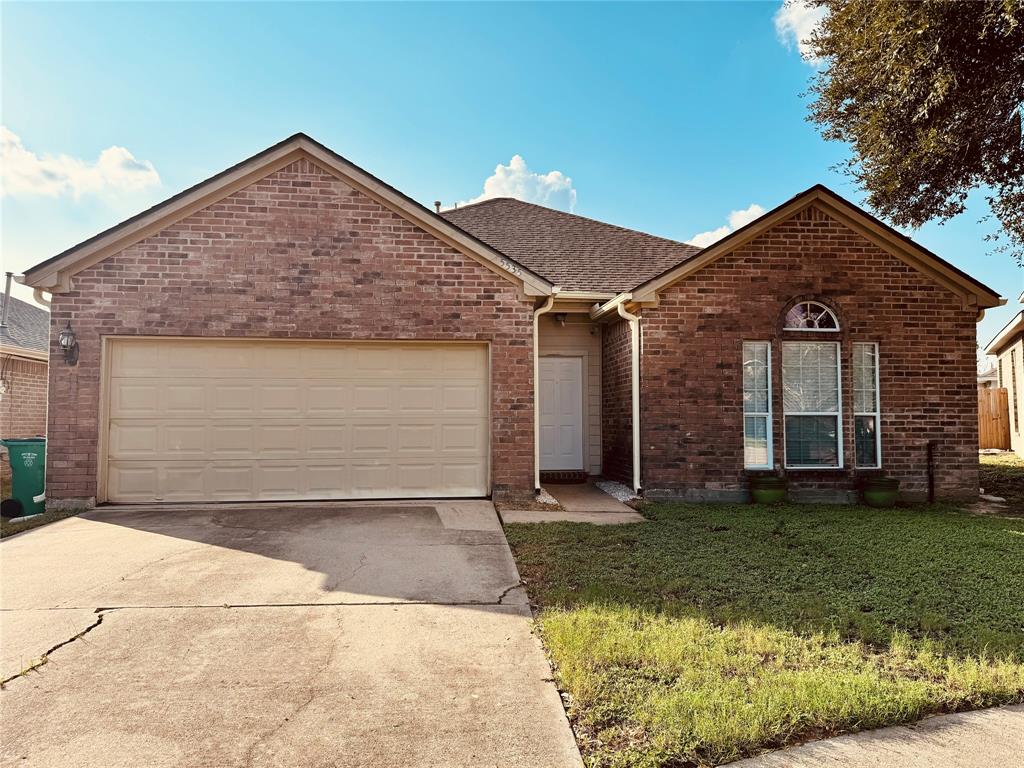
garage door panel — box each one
[441,422,486,453]
[353,385,392,413]
[396,384,439,413]
[104,340,489,502]
[442,346,487,374]
[162,464,207,500]
[349,423,394,455]
[307,384,350,415]
[208,465,255,500]
[443,384,486,413]
[443,463,488,494]
[108,422,161,458]
[106,464,159,501]
[396,424,436,453]
[353,347,397,376]
[306,424,349,455]
[259,383,304,417]
[209,424,256,457]
[109,382,161,418]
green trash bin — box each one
[2,438,46,518]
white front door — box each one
[539,357,584,471]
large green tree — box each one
[805,0,1024,265]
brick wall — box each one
[640,205,979,502]
[1,356,48,440]
[0,355,48,483]
[601,318,633,485]
[46,156,536,504]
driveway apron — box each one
[0,502,582,768]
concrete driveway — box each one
[0,502,582,767]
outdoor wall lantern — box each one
[58,321,79,365]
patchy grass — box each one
[506,503,1024,767]
[980,452,1024,508]
[1,507,81,539]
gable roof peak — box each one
[20,134,553,297]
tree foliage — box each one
[806,0,1024,265]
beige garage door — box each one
[103,339,489,503]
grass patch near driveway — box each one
[505,503,1024,767]
[979,452,1024,509]
[1,507,81,539]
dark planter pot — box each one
[749,476,787,505]
[862,477,900,508]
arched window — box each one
[784,301,839,331]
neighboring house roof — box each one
[441,198,701,293]
[978,365,998,385]
[0,294,49,358]
[621,184,1004,312]
[985,310,1024,356]
[20,134,553,297]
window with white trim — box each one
[784,301,840,331]
[782,341,842,468]
[742,342,772,468]
[853,342,881,467]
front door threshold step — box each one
[540,470,589,484]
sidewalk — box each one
[731,705,1024,768]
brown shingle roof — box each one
[441,198,701,293]
[0,295,49,355]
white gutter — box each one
[616,303,642,493]
[533,290,559,491]
[590,291,633,321]
[32,288,52,308]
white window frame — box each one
[853,342,882,468]
[782,340,843,470]
[783,301,840,332]
[742,341,773,470]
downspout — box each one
[533,291,558,492]
[616,303,642,493]
[1,272,12,327]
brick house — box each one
[18,134,1003,509]
[985,297,1024,458]
[1,290,50,479]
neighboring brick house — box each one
[985,298,1024,458]
[1,291,50,480]
[19,134,1004,509]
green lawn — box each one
[979,452,1024,509]
[506,503,1024,767]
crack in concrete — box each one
[323,553,368,592]
[1,608,114,688]
[241,612,343,767]
[496,582,525,605]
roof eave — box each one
[984,311,1024,356]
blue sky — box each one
[3,1,1021,349]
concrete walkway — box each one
[545,483,634,512]
[501,483,646,524]
[732,704,1024,767]
[0,502,582,768]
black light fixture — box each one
[58,321,79,365]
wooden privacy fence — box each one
[979,387,1011,450]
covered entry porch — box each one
[533,292,639,493]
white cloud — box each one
[774,0,827,64]
[688,204,766,248]
[1,126,160,199]
[453,154,576,212]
